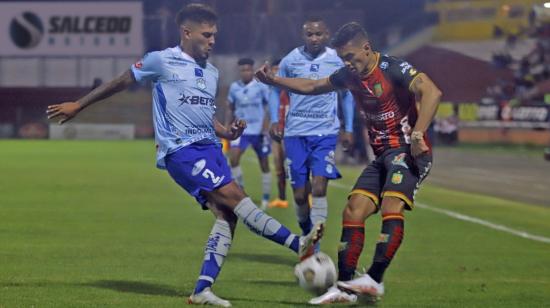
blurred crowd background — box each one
[1,0,549,162]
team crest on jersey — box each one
[310,64,320,72]
[309,73,320,80]
[196,78,207,90]
[194,68,204,77]
[380,61,388,70]
[374,83,383,97]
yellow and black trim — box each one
[408,72,423,92]
[381,190,414,210]
[348,189,380,207]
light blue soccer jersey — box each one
[131,46,219,169]
[270,46,354,137]
[227,80,269,135]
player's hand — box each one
[228,119,246,140]
[411,138,429,157]
[341,131,354,153]
[269,123,284,142]
[255,63,275,85]
[46,102,82,124]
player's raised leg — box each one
[204,181,323,258]
[188,202,236,307]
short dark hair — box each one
[175,3,217,26]
[331,22,369,48]
[271,58,282,66]
[304,16,325,25]
[238,58,254,66]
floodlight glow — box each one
[544,2,550,9]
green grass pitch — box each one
[1,140,548,307]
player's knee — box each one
[380,196,405,215]
[293,192,308,206]
[343,194,376,221]
[311,177,327,197]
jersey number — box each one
[203,169,222,185]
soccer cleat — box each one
[261,199,268,210]
[298,222,324,260]
[268,198,289,208]
[188,287,232,307]
[337,273,384,298]
[308,285,357,305]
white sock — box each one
[262,172,272,201]
[231,166,243,187]
[311,197,328,224]
[233,197,297,249]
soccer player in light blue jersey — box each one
[46,4,323,307]
[269,17,355,248]
[226,58,272,210]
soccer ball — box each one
[294,252,337,294]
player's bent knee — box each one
[380,196,405,215]
[343,194,377,221]
[311,177,328,197]
[206,182,248,209]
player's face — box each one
[182,22,217,62]
[337,41,371,76]
[302,22,329,55]
[239,64,254,83]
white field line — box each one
[328,181,550,244]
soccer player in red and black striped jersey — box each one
[256,22,441,304]
[267,59,291,209]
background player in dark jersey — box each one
[268,59,290,209]
[256,22,441,305]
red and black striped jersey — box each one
[278,90,290,131]
[329,53,425,156]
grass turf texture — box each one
[1,140,549,307]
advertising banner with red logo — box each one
[0,2,143,56]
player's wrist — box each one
[410,130,424,142]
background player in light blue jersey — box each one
[46,4,323,307]
[269,17,355,247]
[226,58,272,209]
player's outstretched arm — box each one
[255,64,336,95]
[409,73,442,156]
[46,70,136,124]
[215,118,246,140]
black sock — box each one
[367,213,404,283]
[337,221,365,281]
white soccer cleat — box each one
[337,273,384,298]
[261,199,268,210]
[308,285,357,305]
[188,287,232,307]
[298,222,324,260]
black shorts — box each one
[349,147,432,211]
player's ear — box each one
[361,41,371,53]
[181,25,192,39]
